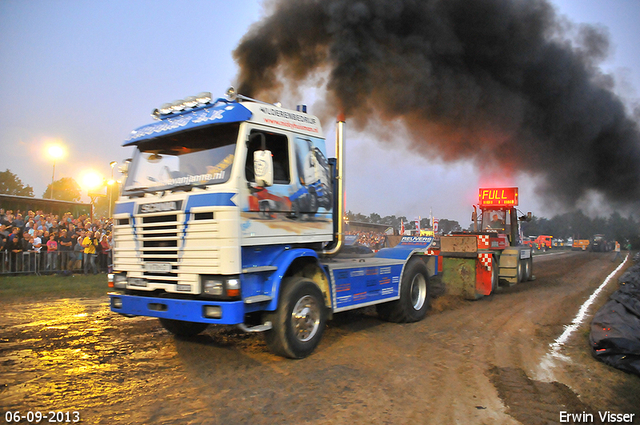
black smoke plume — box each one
[234,0,640,209]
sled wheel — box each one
[159,318,208,337]
[490,255,499,293]
[523,257,533,281]
[377,259,429,323]
[265,277,327,359]
[516,259,525,283]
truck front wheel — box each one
[377,259,430,323]
[265,277,327,359]
[159,318,208,337]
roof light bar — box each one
[152,92,214,118]
[159,103,173,115]
[183,96,198,108]
[171,100,185,113]
[195,92,212,105]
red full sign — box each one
[479,187,519,207]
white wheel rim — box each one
[410,274,427,310]
[292,295,320,342]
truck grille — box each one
[140,214,179,282]
[113,210,222,288]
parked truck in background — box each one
[590,234,610,252]
[108,88,436,358]
[437,188,534,300]
[523,235,553,251]
[572,239,590,251]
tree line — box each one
[346,211,462,234]
[0,169,81,200]
[522,211,640,247]
[347,209,640,248]
[0,169,112,217]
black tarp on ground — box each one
[617,261,640,285]
[590,266,640,376]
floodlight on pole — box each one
[47,144,65,199]
[81,171,105,222]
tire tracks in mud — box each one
[489,366,602,425]
[1,252,638,424]
[486,254,637,425]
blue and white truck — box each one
[108,88,434,358]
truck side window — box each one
[246,130,290,184]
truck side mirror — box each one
[254,150,273,187]
[519,212,532,222]
[119,158,132,177]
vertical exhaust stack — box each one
[322,114,346,256]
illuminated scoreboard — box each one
[479,187,518,207]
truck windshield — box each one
[123,123,239,193]
[482,209,508,232]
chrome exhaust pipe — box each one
[322,114,345,256]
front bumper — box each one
[108,293,245,324]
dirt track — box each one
[1,251,639,424]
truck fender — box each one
[263,249,330,312]
[399,254,430,288]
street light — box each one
[81,171,105,222]
[108,161,117,218]
[47,144,65,199]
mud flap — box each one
[476,253,495,297]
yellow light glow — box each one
[81,171,104,190]
[48,144,65,160]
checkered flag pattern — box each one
[478,235,490,249]
[478,253,492,271]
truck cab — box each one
[109,89,435,358]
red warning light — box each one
[479,187,519,207]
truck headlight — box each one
[109,272,127,289]
[201,276,241,299]
[202,278,224,296]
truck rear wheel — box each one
[159,318,209,337]
[264,277,327,359]
[377,259,429,323]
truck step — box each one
[244,295,273,304]
[238,322,273,333]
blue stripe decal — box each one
[180,192,237,256]
[114,202,135,215]
[184,192,236,212]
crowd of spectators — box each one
[0,208,113,275]
[346,231,387,251]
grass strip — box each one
[0,273,109,303]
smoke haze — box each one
[234,0,640,209]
